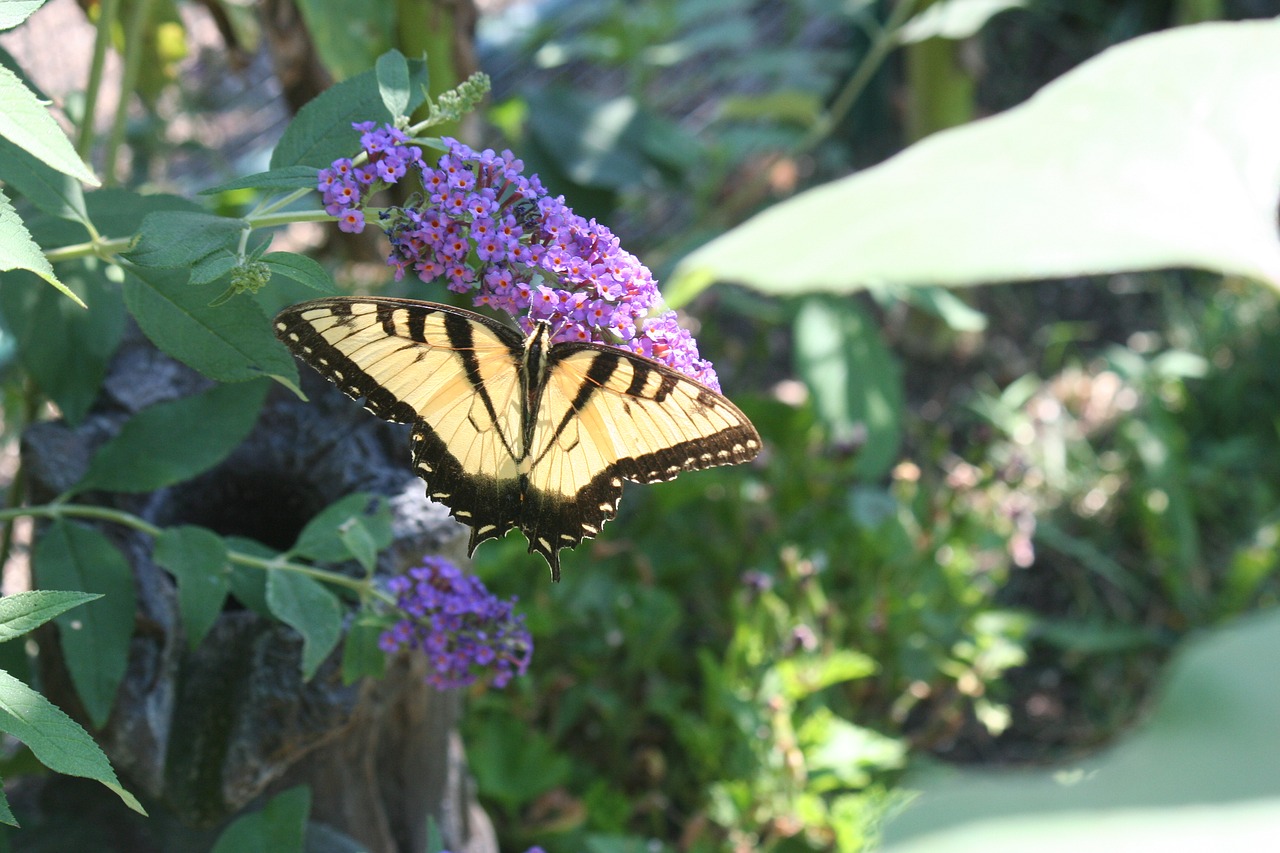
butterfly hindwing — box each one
[274,297,527,543]
[521,344,761,575]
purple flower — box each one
[337,210,365,233]
[317,124,724,390]
[380,556,532,690]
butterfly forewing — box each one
[274,298,527,544]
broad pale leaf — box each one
[899,0,1027,43]
[31,521,136,728]
[885,609,1280,847]
[0,670,144,816]
[675,20,1280,299]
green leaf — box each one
[291,493,392,565]
[31,521,136,728]
[375,49,411,117]
[0,136,89,223]
[199,165,320,195]
[77,379,269,493]
[526,89,651,189]
[295,0,395,81]
[125,211,247,269]
[899,0,1027,43]
[225,536,273,616]
[0,669,145,817]
[152,526,230,649]
[799,708,906,789]
[773,650,878,702]
[85,188,204,238]
[0,64,97,185]
[425,818,444,853]
[0,264,125,425]
[189,251,239,287]
[675,20,1280,298]
[0,785,14,826]
[266,571,343,680]
[0,590,101,642]
[0,1,47,31]
[341,616,388,684]
[0,187,82,306]
[122,265,299,384]
[338,517,379,574]
[467,715,573,814]
[893,285,988,332]
[262,252,337,293]
[210,785,309,853]
[794,298,903,479]
[271,61,428,169]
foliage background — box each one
[2,0,1280,852]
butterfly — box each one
[274,297,761,580]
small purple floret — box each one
[317,123,724,390]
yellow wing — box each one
[519,344,761,577]
[274,298,527,548]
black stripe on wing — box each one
[520,422,762,580]
[274,299,420,423]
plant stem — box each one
[103,0,156,186]
[0,502,381,598]
[77,0,120,159]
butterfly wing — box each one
[520,344,761,578]
[274,297,527,551]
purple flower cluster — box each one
[379,556,532,689]
[315,122,722,390]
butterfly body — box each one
[275,297,760,580]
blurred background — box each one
[4,1,1280,851]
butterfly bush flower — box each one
[316,122,723,390]
[379,556,532,689]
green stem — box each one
[44,236,131,264]
[0,502,383,599]
[42,207,332,266]
[103,0,156,186]
[77,0,120,158]
[251,187,315,218]
[247,208,333,230]
[797,0,919,155]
